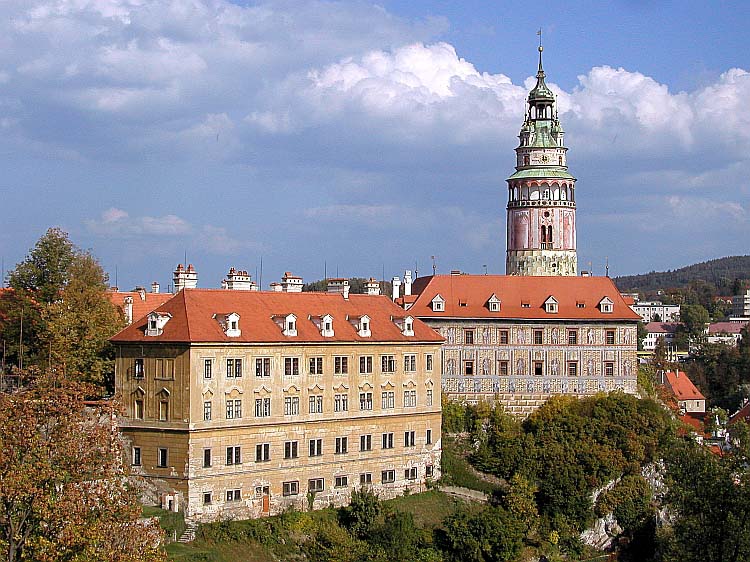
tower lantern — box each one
[506,43,577,276]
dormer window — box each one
[392,315,414,336]
[599,297,614,314]
[145,312,172,336]
[544,296,558,314]
[576,301,586,308]
[213,312,241,337]
[431,294,445,312]
[358,315,371,337]
[521,301,531,308]
[285,314,297,336]
[487,294,501,312]
[320,314,334,337]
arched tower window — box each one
[523,155,530,166]
[559,156,563,165]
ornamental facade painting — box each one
[512,210,530,250]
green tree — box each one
[441,505,524,562]
[341,488,381,539]
[7,228,76,305]
[0,371,165,562]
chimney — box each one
[327,278,349,295]
[270,282,283,292]
[124,296,133,325]
[173,263,198,291]
[403,270,413,296]
[151,281,160,294]
[135,287,146,301]
[392,276,401,301]
[224,268,255,291]
[365,278,381,296]
[343,284,350,300]
[281,272,303,293]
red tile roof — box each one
[708,321,749,335]
[406,275,640,320]
[729,401,750,425]
[664,370,705,401]
[645,322,681,334]
[111,289,444,344]
[106,289,174,323]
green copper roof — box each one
[528,46,554,101]
[507,168,576,181]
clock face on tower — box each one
[540,154,549,163]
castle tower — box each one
[506,43,577,276]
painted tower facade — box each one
[506,45,577,276]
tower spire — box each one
[537,28,544,74]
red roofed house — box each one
[643,322,680,351]
[706,321,749,347]
[662,370,705,414]
[400,273,640,415]
[111,289,442,522]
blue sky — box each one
[1,0,749,290]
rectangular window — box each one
[359,356,373,374]
[134,399,144,420]
[403,354,416,372]
[568,362,578,377]
[464,330,474,344]
[132,447,141,466]
[463,361,474,376]
[403,390,417,407]
[255,443,270,462]
[534,330,543,345]
[204,359,212,379]
[426,465,434,478]
[284,357,299,376]
[334,393,348,412]
[255,357,271,377]
[157,448,168,468]
[203,401,212,421]
[334,356,348,375]
[499,330,509,344]
[284,396,299,416]
[568,330,578,345]
[404,431,416,447]
[309,356,323,375]
[381,355,396,373]
[381,391,395,409]
[226,399,242,419]
[309,439,322,457]
[426,389,433,406]
[226,489,241,502]
[283,481,299,496]
[606,330,615,345]
[226,358,243,378]
[381,470,395,484]
[284,441,298,459]
[426,354,433,371]
[255,397,271,417]
[203,448,211,468]
[335,436,348,454]
[360,473,372,485]
[405,467,418,480]
[308,479,325,493]
[499,360,509,376]
[203,492,212,505]
[308,395,323,414]
[426,429,433,445]
[382,432,393,449]
[359,392,373,411]
[360,434,372,451]
[335,476,348,488]
[605,362,614,376]
[158,400,168,421]
[134,358,144,379]
[226,446,241,465]
[534,361,543,376]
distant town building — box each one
[643,322,680,351]
[661,370,705,414]
[112,290,442,522]
[631,301,680,323]
[733,289,750,318]
[706,321,749,346]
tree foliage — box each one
[0,372,165,561]
[1,229,123,392]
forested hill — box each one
[614,255,750,293]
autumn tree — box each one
[42,251,124,389]
[0,372,165,562]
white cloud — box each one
[86,208,191,236]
